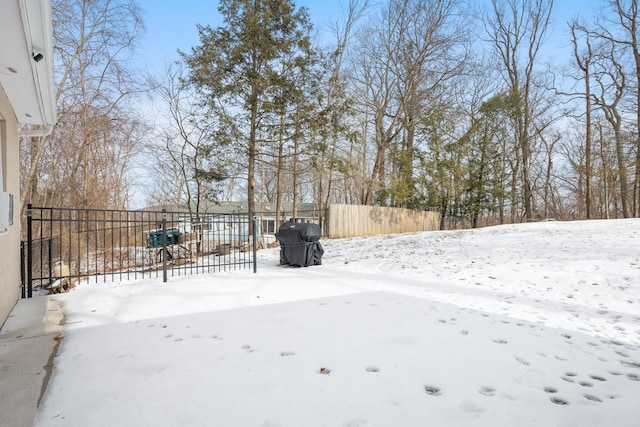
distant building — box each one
[141,201,322,243]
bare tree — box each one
[315,0,367,224]
[350,0,462,206]
[589,36,631,218]
[485,0,554,221]
[603,0,640,216]
[569,21,596,219]
[21,0,146,212]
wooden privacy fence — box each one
[325,204,440,238]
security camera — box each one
[33,52,44,62]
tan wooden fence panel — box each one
[325,204,440,238]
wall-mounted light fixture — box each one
[33,52,44,62]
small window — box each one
[262,219,275,234]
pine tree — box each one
[182,0,315,218]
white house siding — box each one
[0,84,21,327]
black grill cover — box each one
[276,222,324,267]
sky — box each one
[29,218,640,426]
[135,0,347,73]
[135,0,606,74]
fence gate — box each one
[22,205,257,297]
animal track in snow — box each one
[365,366,380,373]
[280,351,295,357]
[543,387,557,393]
[583,394,603,402]
[550,397,569,405]
[242,344,257,353]
[515,357,530,366]
[620,360,640,369]
[493,339,508,344]
[424,385,442,396]
[478,386,495,396]
[589,374,607,382]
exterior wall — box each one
[0,84,21,328]
[326,204,440,239]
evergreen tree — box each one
[182,0,315,217]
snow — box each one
[34,219,640,427]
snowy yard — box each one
[35,219,640,426]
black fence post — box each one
[26,204,33,298]
[162,209,168,283]
[47,237,53,289]
[20,241,25,298]
[252,214,257,273]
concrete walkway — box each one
[0,296,64,427]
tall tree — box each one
[148,64,229,220]
[590,38,630,218]
[315,0,367,224]
[182,0,316,219]
[390,0,465,209]
[569,21,595,219]
[602,0,640,216]
[485,0,554,221]
[20,0,145,212]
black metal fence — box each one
[22,205,257,297]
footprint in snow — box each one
[242,344,257,353]
[620,360,640,369]
[424,385,442,396]
[478,386,495,396]
[550,397,569,405]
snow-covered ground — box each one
[35,219,640,427]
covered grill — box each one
[276,221,324,267]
